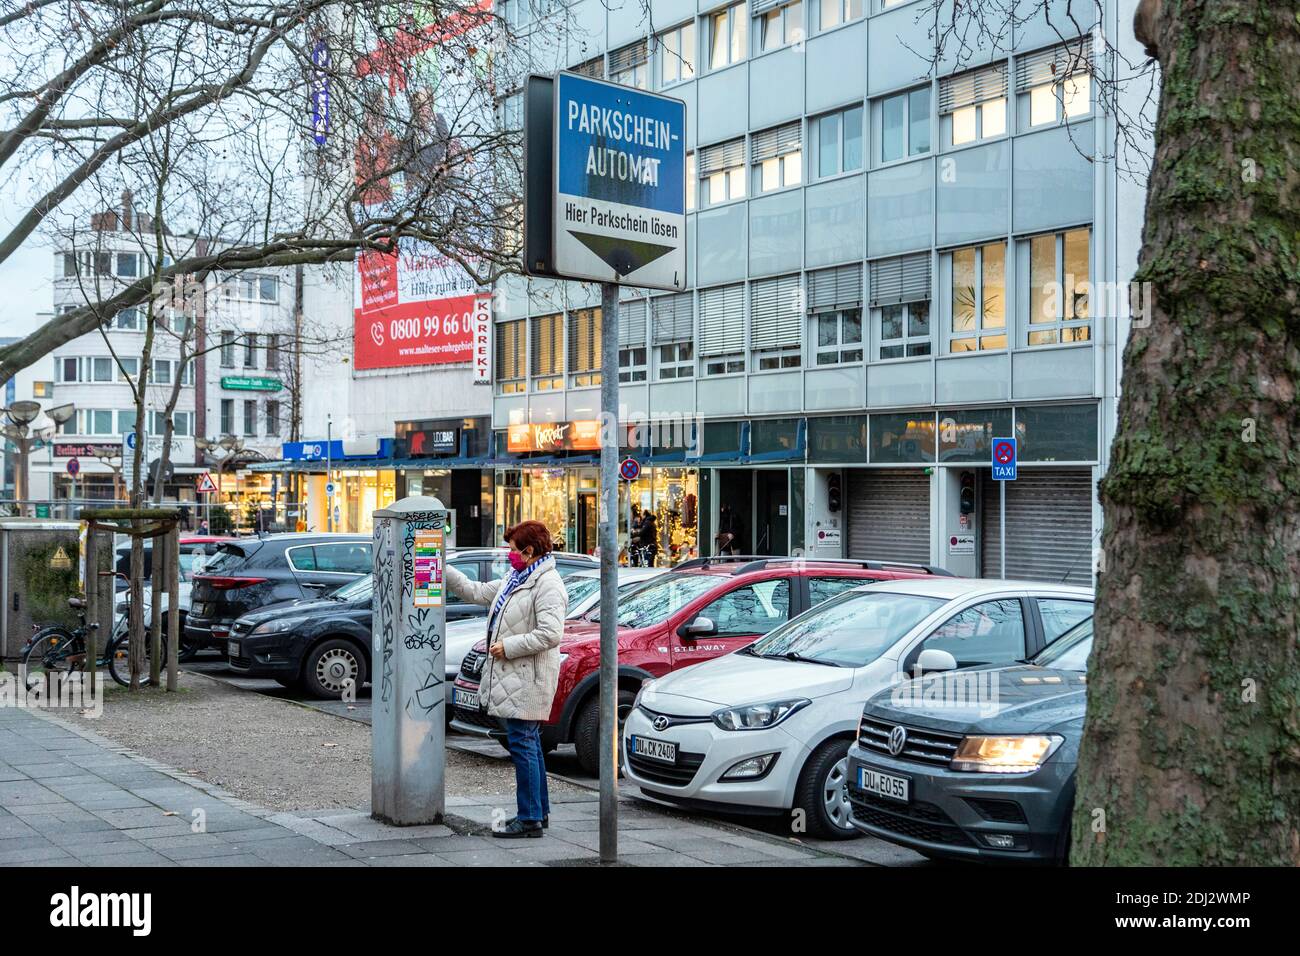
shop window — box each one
[496,319,526,393]
[709,2,747,70]
[752,121,802,193]
[658,21,696,87]
[879,86,931,163]
[937,407,1011,462]
[1018,38,1092,129]
[939,62,1007,147]
[530,313,563,390]
[755,0,804,54]
[869,412,936,463]
[948,242,1006,352]
[812,105,863,179]
[818,0,862,31]
[567,307,602,387]
[1014,402,1098,461]
[1026,227,1091,346]
[808,415,868,463]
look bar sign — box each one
[554,72,686,291]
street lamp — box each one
[3,400,76,516]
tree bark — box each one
[1073,0,1300,865]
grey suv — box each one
[845,616,1093,864]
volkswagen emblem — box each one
[652,715,671,732]
[888,725,908,756]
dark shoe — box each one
[494,818,543,839]
[504,815,549,829]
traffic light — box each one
[959,471,976,515]
[827,472,842,513]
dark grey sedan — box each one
[845,617,1093,864]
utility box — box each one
[0,519,82,660]
[370,496,448,826]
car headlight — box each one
[250,617,305,636]
[951,734,1063,773]
[711,699,809,731]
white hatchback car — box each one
[622,577,1093,839]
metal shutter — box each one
[1015,37,1093,92]
[698,285,744,356]
[608,39,648,74]
[652,293,693,344]
[567,308,601,373]
[698,138,746,174]
[750,274,802,351]
[807,263,863,312]
[869,253,932,306]
[530,313,563,376]
[981,469,1095,584]
[938,62,1008,114]
[846,470,932,565]
[619,299,648,348]
[752,121,801,161]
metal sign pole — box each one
[1000,479,1006,579]
[598,281,619,864]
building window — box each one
[153,410,195,437]
[179,361,193,386]
[619,300,649,383]
[609,39,648,89]
[91,357,114,382]
[117,357,139,382]
[686,152,697,209]
[495,319,526,394]
[58,357,79,382]
[83,409,115,435]
[651,294,695,379]
[571,55,603,79]
[94,252,112,276]
[567,307,602,387]
[116,253,138,278]
[62,253,78,277]
[530,313,563,390]
[756,0,803,53]
[871,252,933,359]
[879,86,931,163]
[114,308,141,331]
[220,399,234,435]
[699,138,746,205]
[152,358,171,385]
[940,62,1008,147]
[808,263,864,364]
[266,401,281,437]
[658,22,696,86]
[819,0,862,30]
[1019,38,1093,129]
[698,284,745,375]
[815,309,863,364]
[243,399,257,436]
[949,242,1007,352]
[115,410,135,433]
[751,121,802,193]
[220,331,235,367]
[709,3,747,70]
[813,105,863,178]
[243,332,258,367]
[1027,227,1091,346]
[750,274,802,370]
[265,333,281,370]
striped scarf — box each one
[487,553,553,639]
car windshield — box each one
[609,574,721,629]
[564,577,601,616]
[746,590,946,668]
[331,574,374,603]
[1031,617,1093,671]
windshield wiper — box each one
[759,651,842,667]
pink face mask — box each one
[508,551,529,572]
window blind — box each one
[608,39,648,74]
[619,299,647,348]
[651,293,693,344]
[750,274,803,351]
[751,121,801,162]
[495,319,525,380]
[530,313,563,376]
[698,284,745,356]
[1015,37,1093,92]
[807,263,863,311]
[567,308,601,373]
[571,56,604,78]
[698,138,746,174]
[938,62,1008,114]
[869,253,932,306]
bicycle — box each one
[22,595,166,690]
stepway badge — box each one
[553,72,686,291]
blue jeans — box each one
[504,718,550,823]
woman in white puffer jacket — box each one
[443,520,567,838]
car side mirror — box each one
[915,648,958,675]
[677,616,716,639]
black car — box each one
[187,533,373,652]
[226,548,597,698]
[845,617,1093,864]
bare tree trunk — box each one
[1073,0,1300,865]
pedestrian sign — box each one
[991,437,1017,480]
[196,472,218,494]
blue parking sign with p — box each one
[991,437,1017,480]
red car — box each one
[450,556,951,775]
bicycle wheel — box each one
[21,627,81,691]
[107,634,164,688]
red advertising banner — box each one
[352,246,479,371]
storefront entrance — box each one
[576,489,599,555]
[714,469,788,557]
[755,471,789,556]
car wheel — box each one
[302,639,367,700]
[574,688,636,777]
[794,738,859,841]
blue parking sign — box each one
[991,437,1017,480]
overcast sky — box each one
[0,188,54,338]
